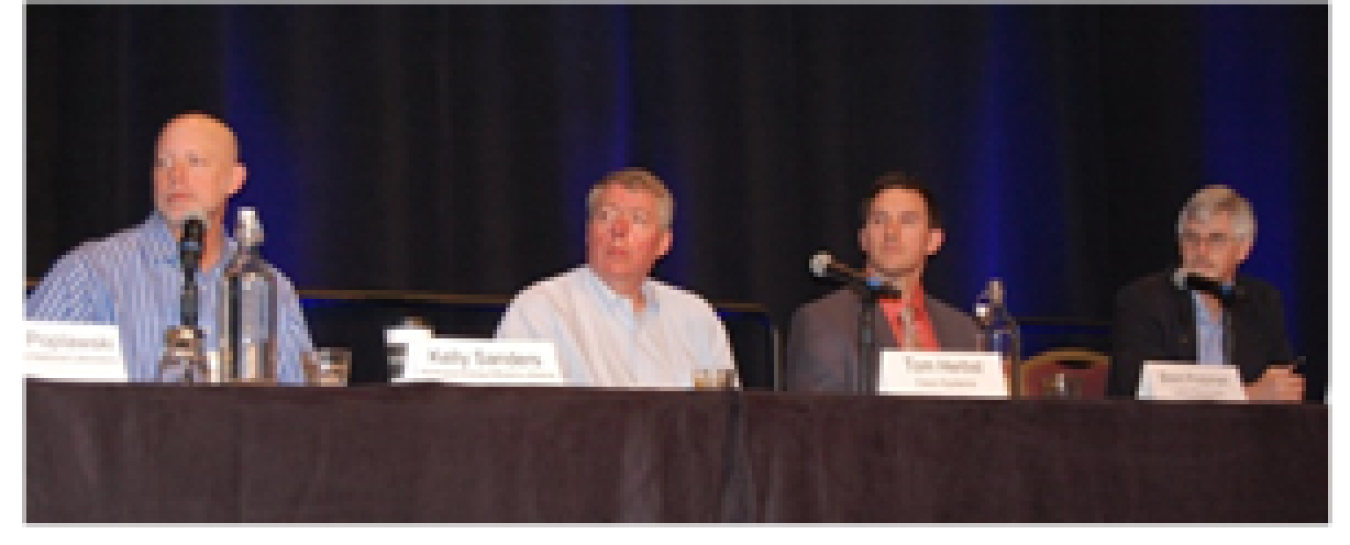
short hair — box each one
[860,171,942,229]
[1176,184,1256,241]
[586,167,675,229]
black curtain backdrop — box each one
[25,5,1328,400]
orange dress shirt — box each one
[879,289,940,350]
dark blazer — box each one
[1108,269,1294,398]
[784,286,979,393]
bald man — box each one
[27,112,315,383]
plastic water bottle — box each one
[974,278,1022,398]
[218,207,279,384]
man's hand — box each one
[1243,365,1305,402]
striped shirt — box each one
[494,265,737,388]
[26,213,313,383]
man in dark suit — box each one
[1109,185,1302,401]
[784,171,978,393]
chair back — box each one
[1020,347,1110,399]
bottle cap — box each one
[236,207,265,246]
[986,278,1004,306]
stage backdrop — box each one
[25,5,1328,399]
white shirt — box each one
[494,265,736,388]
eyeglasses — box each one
[590,206,661,229]
[1179,231,1239,248]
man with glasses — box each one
[494,168,737,388]
[1109,185,1302,401]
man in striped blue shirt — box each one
[26,112,313,383]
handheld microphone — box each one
[1172,268,1238,308]
[809,251,902,297]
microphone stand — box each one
[855,286,879,394]
[182,265,199,329]
[159,218,209,383]
[854,282,901,394]
[177,217,205,331]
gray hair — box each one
[586,167,675,229]
[1176,184,1256,241]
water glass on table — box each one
[692,367,735,390]
[303,347,352,387]
[1042,372,1083,399]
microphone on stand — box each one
[1171,268,1239,308]
[178,212,206,327]
[1173,267,1240,369]
[809,251,902,298]
[810,251,899,394]
[180,213,205,277]
[158,211,210,383]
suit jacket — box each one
[784,286,979,393]
[1108,269,1294,398]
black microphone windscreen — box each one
[1178,272,1239,307]
[179,213,206,271]
[181,214,205,243]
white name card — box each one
[24,321,128,382]
[1138,362,1246,402]
[879,351,1008,398]
[385,325,433,345]
[398,337,563,385]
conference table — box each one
[26,379,1326,523]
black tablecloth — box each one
[26,380,1327,523]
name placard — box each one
[24,321,127,382]
[398,337,563,385]
[879,351,1008,398]
[1138,362,1246,402]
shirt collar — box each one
[581,265,659,316]
[142,212,239,272]
[1191,291,1222,328]
[892,285,928,316]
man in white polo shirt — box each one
[494,168,736,388]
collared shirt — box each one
[1191,291,1226,366]
[494,265,737,388]
[879,289,940,351]
[26,213,314,383]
